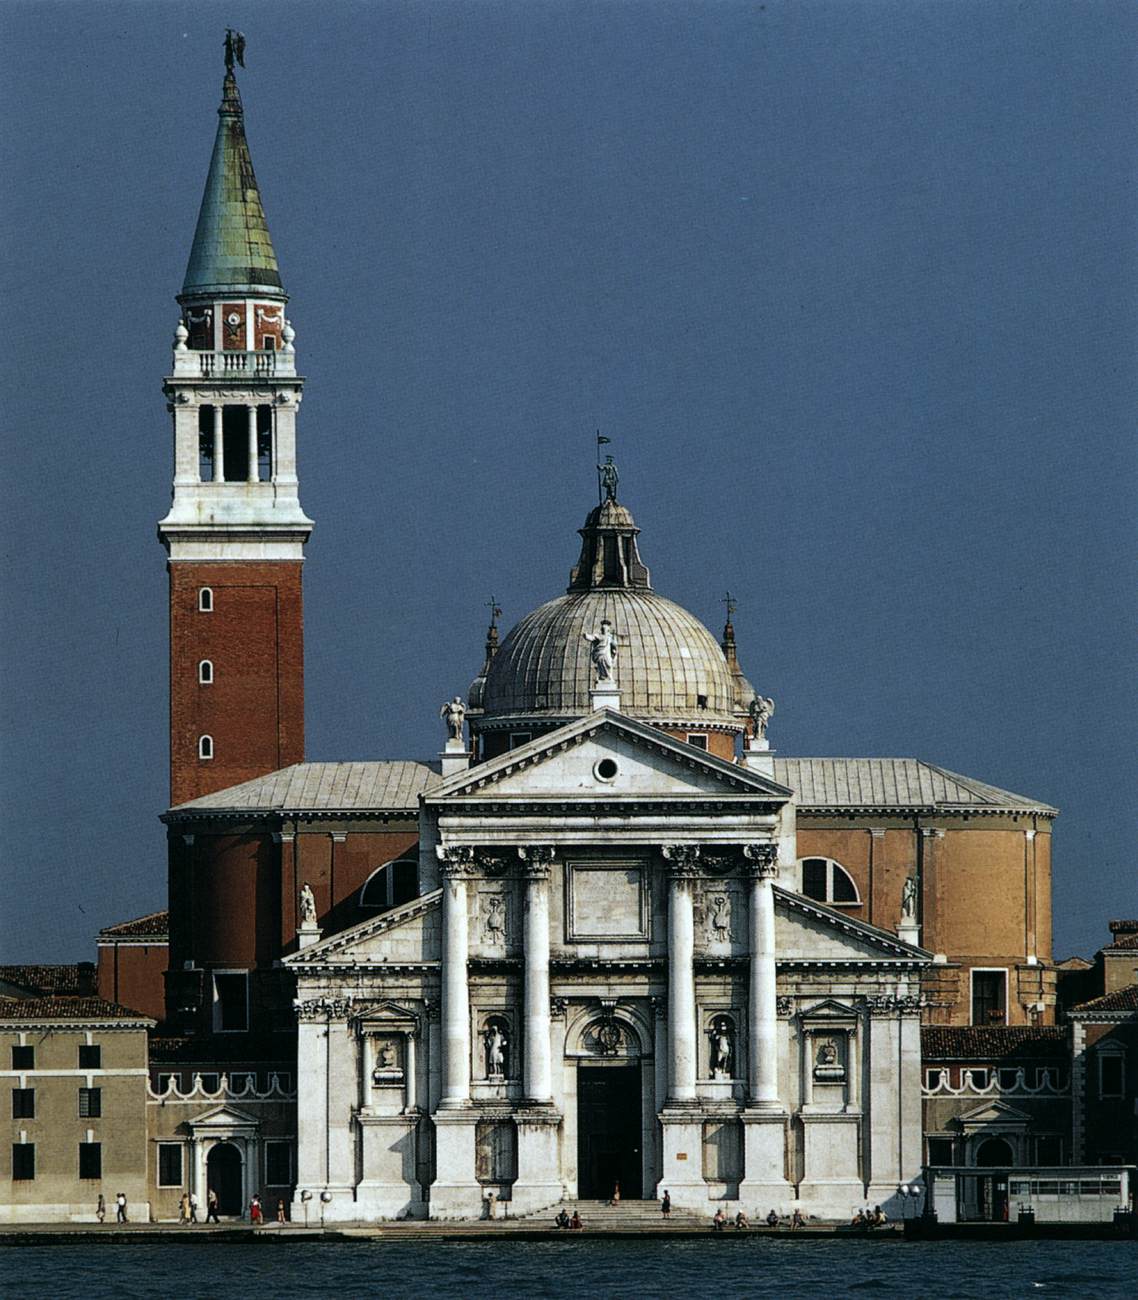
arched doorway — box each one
[574,1016,645,1200]
[974,1136,1014,1221]
[206,1142,244,1215]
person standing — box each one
[189,1190,199,1224]
[178,1192,189,1225]
[95,1193,106,1224]
[250,1194,263,1225]
[276,1198,286,1224]
[661,1190,672,1219]
[115,1192,128,1224]
[206,1188,221,1224]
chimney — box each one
[76,962,96,997]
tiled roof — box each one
[167,761,439,815]
[0,965,82,996]
[0,997,152,1023]
[1105,922,1138,951]
[1068,986,1138,1018]
[921,1026,1069,1061]
[97,910,170,940]
[775,758,1056,815]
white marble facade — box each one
[287,712,928,1220]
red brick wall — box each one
[96,942,168,1020]
[169,562,304,806]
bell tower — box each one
[159,43,312,806]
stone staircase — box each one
[523,1199,710,1230]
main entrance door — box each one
[577,1065,642,1199]
[206,1142,244,1215]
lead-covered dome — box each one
[476,494,744,727]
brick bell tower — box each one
[160,45,312,807]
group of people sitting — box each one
[850,1206,889,1230]
[711,1206,807,1231]
[553,1208,584,1230]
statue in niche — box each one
[372,1039,401,1085]
[813,1037,845,1081]
[298,882,317,928]
[816,1039,837,1067]
[482,894,507,946]
[379,1041,396,1069]
[901,875,918,923]
[710,1018,734,1079]
[440,696,466,742]
[748,694,775,738]
[706,892,731,944]
[583,620,618,683]
[484,1023,508,1078]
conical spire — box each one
[180,67,283,299]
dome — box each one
[477,487,746,728]
[481,587,739,723]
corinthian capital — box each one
[517,844,555,879]
[743,843,778,880]
[661,844,701,878]
[436,844,475,878]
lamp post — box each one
[897,1183,922,1221]
[300,1188,312,1228]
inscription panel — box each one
[566,862,648,941]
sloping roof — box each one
[97,910,169,941]
[0,996,153,1024]
[1068,986,1138,1019]
[0,965,82,996]
[1105,922,1138,951]
[774,758,1056,815]
[166,761,440,816]
[921,1025,1069,1060]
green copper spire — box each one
[180,67,283,299]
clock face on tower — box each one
[222,304,246,349]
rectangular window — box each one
[158,1143,183,1188]
[11,1045,33,1070]
[926,1137,953,1165]
[508,732,531,751]
[256,405,273,481]
[686,733,709,750]
[198,406,215,481]
[12,1144,34,1180]
[212,972,249,1032]
[265,1141,292,1186]
[1099,1054,1124,1098]
[78,1044,101,1070]
[222,405,250,482]
[11,1088,34,1119]
[78,1142,102,1180]
[79,1087,102,1118]
[971,970,1007,1025]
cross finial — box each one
[723,590,737,620]
[486,595,502,629]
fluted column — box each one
[662,845,699,1102]
[519,845,554,1103]
[437,845,472,1107]
[745,844,780,1108]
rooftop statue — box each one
[598,454,619,502]
[440,696,466,742]
[224,28,246,72]
[299,882,317,928]
[901,875,918,923]
[748,694,775,738]
[583,619,618,683]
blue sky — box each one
[1,0,1134,961]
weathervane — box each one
[486,595,502,630]
[224,29,246,73]
[595,431,618,504]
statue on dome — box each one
[440,696,466,742]
[299,882,317,928]
[597,454,619,501]
[748,694,775,738]
[901,875,918,923]
[583,619,618,683]
[224,29,246,72]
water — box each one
[1,1238,1135,1300]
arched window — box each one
[359,859,418,911]
[198,587,213,612]
[198,660,214,685]
[198,735,214,760]
[799,857,860,906]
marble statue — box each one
[583,619,618,683]
[816,1039,838,1067]
[901,875,918,923]
[748,694,775,738]
[710,1020,733,1078]
[440,696,466,742]
[378,1041,396,1069]
[485,1024,507,1078]
[299,882,317,927]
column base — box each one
[737,1110,792,1212]
[513,1108,564,1215]
[656,1108,706,1207]
[430,1109,482,1219]
[355,1113,423,1219]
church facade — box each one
[44,51,1062,1223]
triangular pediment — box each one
[958,1099,1033,1127]
[190,1103,260,1130]
[775,888,932,963]
[799,997,861,1021]
[428,711,792,804]
[284,890,442,967]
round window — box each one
[594,757,619,782]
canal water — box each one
[2,1237,1135,1299]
